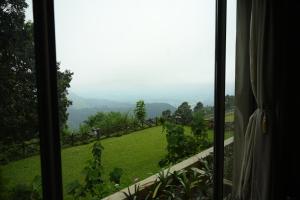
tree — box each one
[191,112,209,149]
[193,101,204,113]
[161,109,172,120]
[0,0,73,142]
[134,100,146,127]
[159,122,199,166]
[174,102,193,125]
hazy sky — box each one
[26,0,236,106]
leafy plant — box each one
[67,141,106,199]
[3,175,42,200]
[160,122,199,166]
[122,184,141,200]
[134,100,146,127]
[31,175,42,200]
[128,156,215,200]
[191,112,209,149]
[109,167,123,184]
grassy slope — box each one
[225,112,234,122]
[0,126,232,197]
[205,111,234,122]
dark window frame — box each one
[32,0,227,199]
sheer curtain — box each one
[233,0,275,199]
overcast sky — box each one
[26,0,236,106]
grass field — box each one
[205,111,234,122]
[225,112,234,122]
[0,126,232,198]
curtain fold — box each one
[234,0,275,199]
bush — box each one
[109,168,123,184]
[160,114,210,167]
[67,141,106,199]
[160,122,200,166]
[8,175,42,200]
[79,112,137,138]
[125,155,215,200]
[10,184,32,200]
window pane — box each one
[54,0,216,199]
[0,1,43,199]
[223,0,236,198]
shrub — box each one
[7,175,42,200]
[79,112,137,138]
[109,168,123,184]
[125,155,215,200]
[67,141,106,199]
[191,112,210,149]
[160,115,210,167]
[160,122,200,166]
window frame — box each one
[32,0,227,199]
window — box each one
[0,0,229,199]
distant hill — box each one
[67,92,176,130]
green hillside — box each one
[1,126,232,198]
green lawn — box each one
[225,112,234,122]
[0,126,232,198]
[205,111,235,122]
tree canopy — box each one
[174,102,193,125]
[0,0,73,142]
[193,101,204,113]
[134,100,146,127]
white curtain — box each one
[234,0,275,199]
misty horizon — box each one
[26,0,236,105]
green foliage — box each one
[81,112,135,137]
[174,102,193,125]
[79,123,91,135]
[109,168,123,184]
[125,156,215,200]
[163,122,187,164]
[5,175,42,200]
[31,175,42,200]
[122,184,141,200]
[134,100,146,127]
[10,184,32,200]
[67,141,106,199]
[193,101,204,113]
[202,106,214,116]
[61,125,72,136]
[191,112,210,149]
[0,0,73,143]
[161,109,172,120]
[161,112,209,166]
[2,126,228,198]
[160,122,199,166]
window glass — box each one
[223,0,237,198]
[54,0,216,199]
[0,1,43,199]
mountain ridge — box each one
[67,92,176,130]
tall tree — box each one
[134,100,146,127]
[191,112,209,149]
[174,102,193,125]
[0,0,73,142]
[193,101,204,113]
[161,109,171,120]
